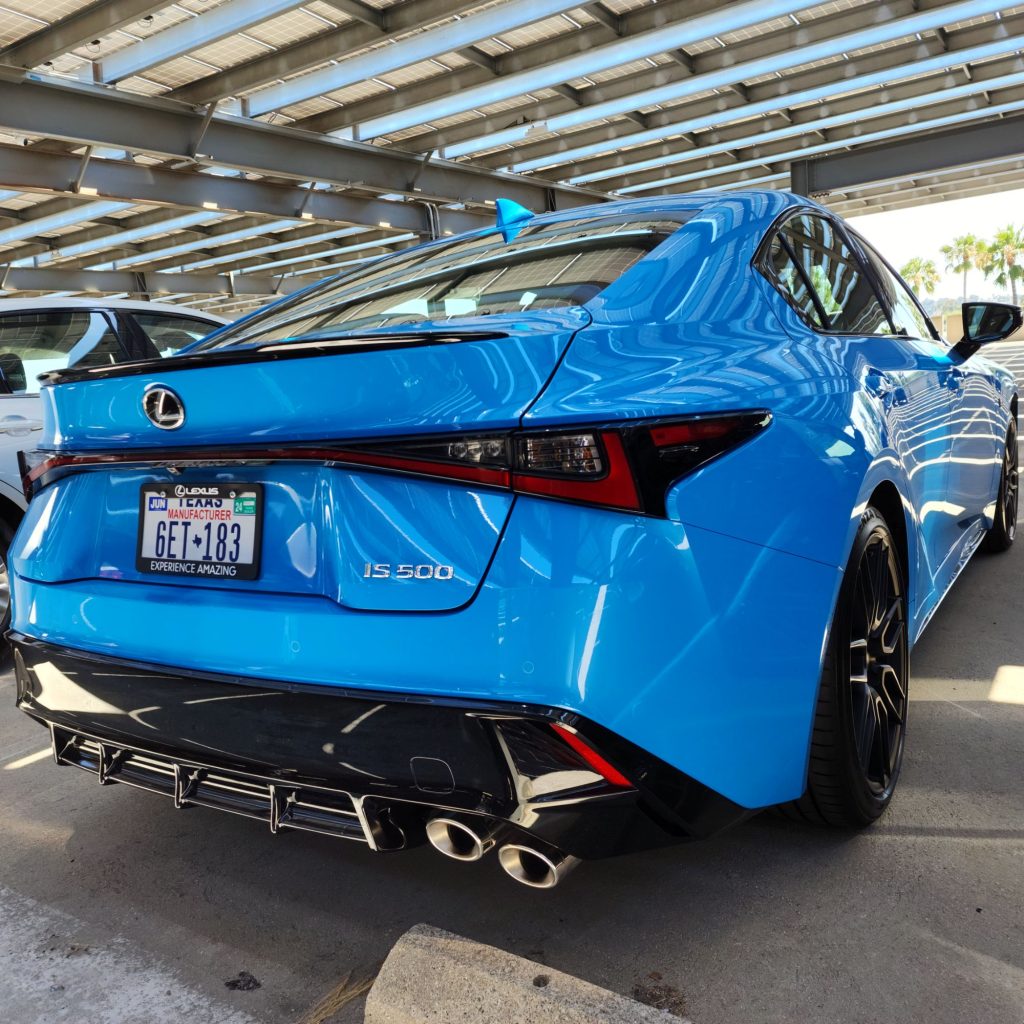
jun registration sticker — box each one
[136,483,263,581]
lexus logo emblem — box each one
[142,386,185,430]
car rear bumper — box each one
[11,634,750,860]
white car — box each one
[0,298,228,639]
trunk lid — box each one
[21,313,586,612]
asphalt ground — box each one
[1,341,1023,1024]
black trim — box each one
[753,207,901,340]
[843,228,944,345]
[11,634,750,859]
[38,330,510,386]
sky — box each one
[848,186,1024,300]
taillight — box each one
[513,431,640,511]
[20,410,770,515]
[344,411,768,515]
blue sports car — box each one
[10,192,1021,888]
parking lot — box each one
[2,343,1022,1024]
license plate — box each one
[136,483,263,581]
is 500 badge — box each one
[363,563,455,580]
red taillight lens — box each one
[21,411,770,515]
[550,722,632,788]
[649,416,752,448]
[513,431,640,512]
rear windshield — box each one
[193,213,691,350]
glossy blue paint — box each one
[39,310,586,449]
[10,190,1017,811]
[13,466,511,611]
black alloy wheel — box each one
[981,419,1018,553]
[783,508,908,827]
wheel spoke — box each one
[874,696,892,782]
[851,682,875,773]
[876,664,906,725]
[876,597,904,656]
[849,637,869,682]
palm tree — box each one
[941,234,982,300]
[899,257,940,296]
[984,225,1024,304]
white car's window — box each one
[133,312,217,356]
[0,311,125,395]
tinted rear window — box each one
[194,213,690,351]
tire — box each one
[981,419,1017,554]
[0,515,13,671]
[782,508,909,827]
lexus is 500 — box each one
[11,192,1021,888]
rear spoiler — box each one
[39,329,509,387]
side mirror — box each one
[0,352,26,393]
[955,302,1023,358]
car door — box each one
[0,308,131,502]
[855,238,1003,550]
[762,212,955,602]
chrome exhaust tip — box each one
[425,816,499,862]
[498,843,580,889]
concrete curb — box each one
[364,924,691,1024]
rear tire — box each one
[981,419,1017,554]
[782,508,909,827]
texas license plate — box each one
[136,483,263,581]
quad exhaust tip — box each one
[425,816,499,862]
[498,843,580,889]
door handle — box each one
[944,368,967,392]
[0,415,43,435]
[864,369,896,399]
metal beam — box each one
[0,206,190,266]
[166,0,483,105]
[0,143,486,237]
[229,235,413,276]
[0,0,168,70]
[0,199,131,246]
[497,10,1024,174]
[792,112,1024,195]
[110,223,372,272]
[246,0,585,117]
[614,89,1024,194]
[827,161,1024,216]
[310,0,820,139]
[0,267,308,296]
[0,76,603,213]
[293,0,712,137]
[564,52,1024,186]
[14,210,223,266]
[99,0,308,83]
[410,0,1010,157]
